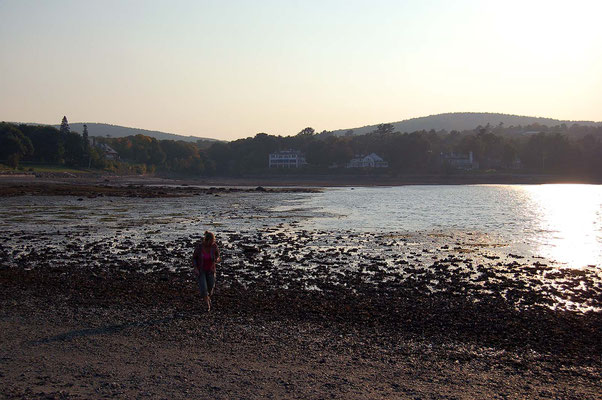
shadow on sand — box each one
[28,315,182,345]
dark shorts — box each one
[197,269,216,297]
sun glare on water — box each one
[521,184,602,268]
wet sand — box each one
[1,180,601,399]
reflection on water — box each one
[520,185,602,268]
[300,184,602,268]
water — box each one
[288,184,602,268]
[1,184,600,268]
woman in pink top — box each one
[193,231,221,311]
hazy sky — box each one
[1,0,601,140]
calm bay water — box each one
[293,184,602,268]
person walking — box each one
[193,231,221,311]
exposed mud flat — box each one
[0,181,319,198]
[2,221,601,314]
[1,189,601,398]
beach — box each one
[1,178,601,399]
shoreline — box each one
[1,171,601,189]
[195,173,602,187]
[0,174,599,201]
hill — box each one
[332,112,602,136]
[50,123,218,143]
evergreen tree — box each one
[58,116,83,166]
[60,116,70,135]
[82,124,91,167]
[82,124,89,146]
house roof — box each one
[365,153,384,162]
[98,143,118,154]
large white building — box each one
[346,153,388,168]
[268,150,307,168]
[440,151,478,170]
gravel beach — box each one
[1,180,601,399]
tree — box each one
[60,116,70,135]
[57,116,84,165]
[0,123,33,168]
[374,123,394,135]
[297,127,315,136]
[82,124,91,167]
[206,141,233,174]
[20,125,64,163]
[159,139,207,175]
[306,140,330,166]
[62,131,83,166]
[82,124,90,148]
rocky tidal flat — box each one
[1,185,601,399]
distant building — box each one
[268,150,307,168]
[90,137,119,161]
[97,143,120,160]
[509,157,523,170]
[346,153,388,168]
[440,151,478,170]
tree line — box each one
[204,124,602,178]
[0,117,100,169]
[2,119,601,178]
[0,118,212,175]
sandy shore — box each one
[1,179,601,399]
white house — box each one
[440,151,478,170]
[346,153,388,168]
[268,150,307,168]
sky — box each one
[1,0,601,140]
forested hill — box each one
[49,123,217,143]
[333,112,602,136]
